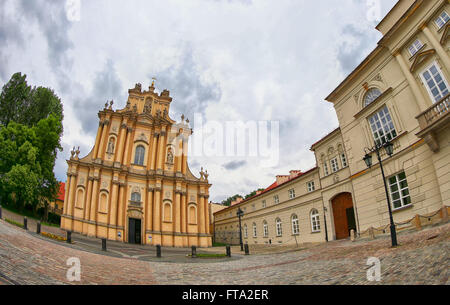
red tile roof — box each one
[214,167,318,215]
[57,182,65,201]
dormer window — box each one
[408,39,423,57]
[363,88,382,107]
[435,11,449,29]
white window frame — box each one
[243,224,248,238]
[323,162,329,176]
[388,172,412,210]
[262,200,266,208]
[408,39,423,57]
[310,209,321,233]
[291,215,299,235]
[420,61,450,103]
[253,223,257,237]
[363,88,382,107]
[368,106,397,146]
[273,195,279,204]
[435,11,449,29]
[330,157,339,173]
[307,181,315,192]
[340,153,348,168]
[288,189,296,199]
[276,218,282,236]
[263,221,268,237]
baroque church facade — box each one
[61,82,212,247]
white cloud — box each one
[0,0,398,202]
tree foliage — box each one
[0,73,63,215]
[221,188,266,206]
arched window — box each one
[291,214,299,235]
[263,221,268,237]
[252,223,257,237]
[276,218,282,236]
[364,88,382,107]
[243,224,248,238]
[310,209,321,232]
[131,192,141,203]
[99,193,108,212]
[134,145,145,165]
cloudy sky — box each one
[0,0,397,203]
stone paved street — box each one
[0,218,448,285]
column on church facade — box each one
[181,138,188,175]
[108,179,120,240]
[116,182,126,241]
[176,136,183,173]
[121,126,133,165]
[150,131,159,170]
[146,129,155,170]
[125,126,136,166]
[198,194,205,234]
[146,186,154,233]
[393,51,429,111]
[181,191,187,246]
[114,121,127,164]
[66,173,77,230]
[157,128,166,170]
[82,175,93,233]
[97,119,110,160]
[93,121,104,160]
[88,177,99,236]
[174,189,182,246]
[204,196,210,234]
[153,184,162,245]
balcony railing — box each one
[129,200,142,207]
[416,93,450,130]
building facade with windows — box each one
[61,82,212,247]
[214,0,449,245]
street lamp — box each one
[363,139,398,247]
[237,207,244,251]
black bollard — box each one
[102,238,107,251]
[67,231,72,243]
[226,245,231,257]
[244,243,249,255]
[191,246,197,258]
[0,205,2,220]
[156,245,161,258]
[36,221,41,234]
[23,217,28,230]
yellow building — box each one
[61,82,212,247]
[214,0,449,245]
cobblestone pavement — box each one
[0,219,448,285]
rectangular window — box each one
[274,195,279,204]
[408,39,423,57]
[288,189,295,199]
[341,153,348,168]
[323,162,329,176]
[435,11,449,29]
[330,157,339,173]
[253,224,257,237]
[368,106,397,145]
[388,172,411,210]
[420,62,449,103]
[263,223,268,237]
[262,200,266,208]
[307,181,315,192]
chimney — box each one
[289,170,302,179]
[276,175,290,185]
[256,190,262,195]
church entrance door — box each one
[128,218,142,244]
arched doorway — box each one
[331,193,356,240]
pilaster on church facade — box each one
[61,82,212,247]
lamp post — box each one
[237,207,244,251]
[323,206,328,242]
[363,140,398,247]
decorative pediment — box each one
[410,49,436,73]
[440,24,450,46]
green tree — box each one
[0,73,64,218]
